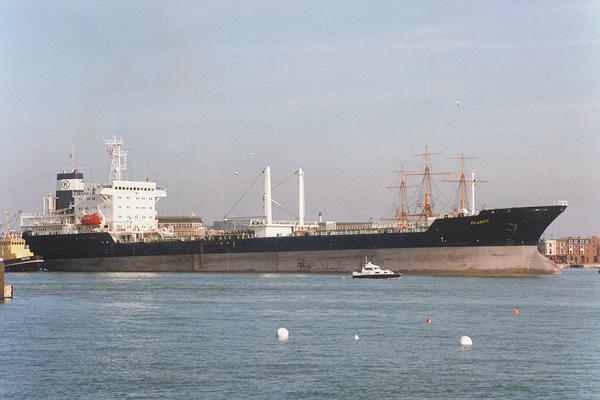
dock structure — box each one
[0,259,4,302]
[0,259,12,301]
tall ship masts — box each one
[389,145,488,227]
[387,164,415,229]
[418,145,438,218]
[405,145,450,221]
[445,149,477,213]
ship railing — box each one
[206,230,256,240]
[203,225,430,240]
[299,226,428,236]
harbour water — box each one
[1,269,599,399]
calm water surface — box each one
[1,269,599,399]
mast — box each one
[104,135,128,181]
[387,164,415,228]
[263,166,273,225]
[410,145,447,218]
[467,170,486,216]
[70,144,77,172]
[400,176,408,226]
[446,149,477,212]
[296,168,305,226]
[470,170,476,216]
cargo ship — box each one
[21,137,566,275]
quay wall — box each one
[1,261,4,302]
[44,245,559,276]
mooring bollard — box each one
[4,283,13,299]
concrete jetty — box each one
[1,259,4,302]
[0,259,12,301]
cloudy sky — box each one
[1,1,598,236]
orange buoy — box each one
[512,307,519,316]
[425,317,432,324]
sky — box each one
[0,1,599,236]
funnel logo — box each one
[61,180,70,189]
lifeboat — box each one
[81,213,102,225]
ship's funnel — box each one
[55,171,84,211]
[297,168,305,226]
[264,166,272,225]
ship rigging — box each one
[387,145,485,229]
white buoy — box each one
[353,334,360,341]
[459,335,473,346]
[276,327,289,341]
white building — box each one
[543,239,557,256]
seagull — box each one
[234,170,240,175]
[456,99,460,107]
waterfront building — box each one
[157,216,205,238]
[541,236,600,264]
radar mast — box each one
[104,135,128,181]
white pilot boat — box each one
[352,261,402,279]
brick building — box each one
[157,216,205,238]
[541,236,600,264]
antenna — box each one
[103,135,128,181]
[69,144,78,172]
[1,211,10,232]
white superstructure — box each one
[73,180,166,233]
[21,137,167,236]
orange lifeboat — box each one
[81,213,102,225]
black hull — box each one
[22,205,566,275]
